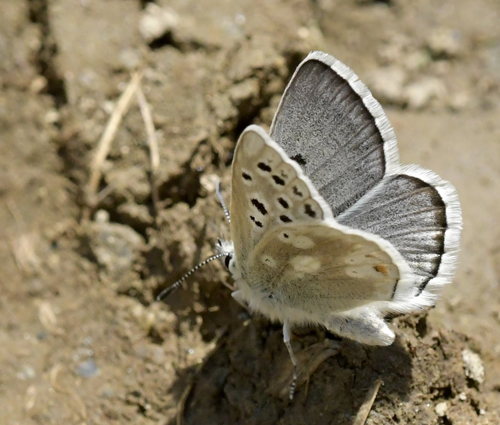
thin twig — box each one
[50,364,88,422]
[176,381,194,425]
[83,71,142,220]
[7,198,41,275]
[37,300,64,335]
[353,378,383,425]
[6,198,26,229]
[136,84,160,218]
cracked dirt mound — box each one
[1,0,500,424]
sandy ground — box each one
[1,0,500,424]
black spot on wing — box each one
[280,215,292,223]
[293,186,303,197]
[251,198,267,215]
[258,162,272,172]
[278,197,289,208]
[250,215,263,228]
[272,175,286,185]
[304,204,317,218]
[242,172,252,181]
[291,154,306,166]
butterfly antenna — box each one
[156,253,227,301]
[216,180,231,223]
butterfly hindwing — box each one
[247,223,401,322]
[337,165,462,301]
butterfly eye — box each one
[224,254,232,269]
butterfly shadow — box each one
[166,309,415,425]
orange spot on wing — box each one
[374,264,389,276]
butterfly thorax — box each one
[236,275,327,325]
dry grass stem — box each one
[84,71,142,220]
[136,84,160,216]
[353,378,383,425]
[50,364,88,422]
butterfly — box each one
[160,51,462,400]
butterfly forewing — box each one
[230,126,329,273]
[270,52,399,217]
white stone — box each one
[367,66,407,105]
[427,28,463,58]
[462,349,485,385]
[435,401,448,417]
[138,4,179,43]
[403,77,446,110]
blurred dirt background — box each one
[1,0,500,424]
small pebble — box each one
[77,358,100,378]
[403,77,446,109]
[368,66,407,105]
[100,387,115,398]
[17,365,36,380]
[462,349,485,385]
[119,48,141,70]
[427,28,462,59]
[86,216,144,278]
[435,401,448,417]
[138,3,179,43]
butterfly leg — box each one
[326,309,395,346]
[283,319,298,400]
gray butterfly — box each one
[159,51,462,400]
[219,51,462,398]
